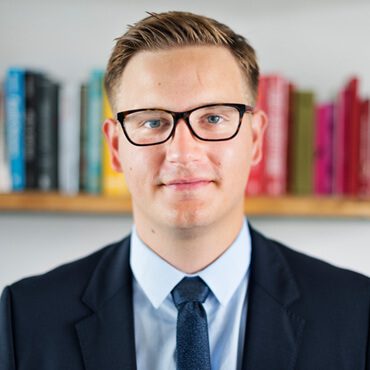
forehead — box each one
[115,46,249,112]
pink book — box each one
[359,99,370,197]
[245,75,268,196]
[346,78,361,196]
[314,103,334,195]
[333,88,347,195]
[334,78,361,196]
[264,75,289,196]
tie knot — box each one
[171,276,210,308]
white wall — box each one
[1,0,370,100]
[1,213,370,292]
[1,0,370,291]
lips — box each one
[163,178,213,190]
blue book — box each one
[86,70,104,194]
[5,67,26,191]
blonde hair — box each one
[105,11,259,109]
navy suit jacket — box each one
[1,225,370,369]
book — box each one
[5,67,26,191]
[246,75,268,196]
[345,78,361,196]
[37,76,59,191]
[286,82,296,194]
[333,88,346,195]
[0,82,11,193]
[25,71,42,189]
[101,86,130,197]
[264,75,289,196]
[86,70,104,194]
[290,90,315,195]
[333,78,362,196]
[59,82,80,195]
[359,99,370,197]
[79,83,88,192]
[314,103,334,195]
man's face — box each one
[104,46,266,233]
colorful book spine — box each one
[359,99,370,197]
[5,67,26,191]
[290,90,315,195]
[86,70,104,194]
[59,83,80,195]
[246,75,268,196]
[346,78,361,196]
[101,87,130,197]
[333,88,346,195]
[79,83,88,192]
[314,103,334,195]
[25,71,41,189]
[333,78,361,196]
[286,82,296,194]
[0,83,11,193]
[264,75,289,196]
[37,77,59,191]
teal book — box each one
[5,67,26,191]
[86,70,104,194]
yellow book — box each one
[101,86,130,197]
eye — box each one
[144,119,162,129]
[206,115,222,124]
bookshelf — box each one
[1,192,370,218]
[1,2,370,220]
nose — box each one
[165,118,203,164]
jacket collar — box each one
[241,224,305,369]
[75,236,137,370]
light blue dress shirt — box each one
[130,219,251,370]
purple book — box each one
[314,103,335,195]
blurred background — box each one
[1,0,370,291]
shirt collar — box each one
[130,219,251,309]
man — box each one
[1,11,369,370]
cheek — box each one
[218,136,253,185]
[119,144,162,189]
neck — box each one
[134,207,245,274]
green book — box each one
[290,90,315,195]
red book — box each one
[264,75,289,196]
[286,83,296,194]
[359,99,370,196]
[346,78,361,196]
[245,75,268,196]
[314,103,334,195]
[334,77,361,196]
[333,88,347,195]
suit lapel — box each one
[75,237,137,370]
[241,226,305,370]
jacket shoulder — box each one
[7,236,130,307]
[274,238,370,290]
[251,225,370,287]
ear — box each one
[250,109,268,165]
[102,118,124,173]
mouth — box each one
[163,178,213,191]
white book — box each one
[0,83,11,193]
[58,82,80,195]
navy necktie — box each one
[171,276,211,370]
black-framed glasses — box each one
[116,103,254,146]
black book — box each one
[37,76,59,191]
[79,83,88,192]
[25,71,43,189]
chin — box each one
[164,203,212,231]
